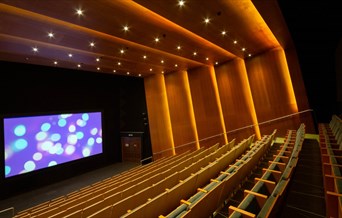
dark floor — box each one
[0,161,139,217]
[276,138,326,218]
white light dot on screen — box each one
[67,134,77,145]
[41,141,53,151]
[5,166,11,176]
[87,137,95,146]
[55,143,63,155]
[76,132,84,139]
[58,119,67,127]
[96,137,102,144]
[69,125,76,132]
[36,131,48,141]
[41,123,51,132]
[60,114,72,119]
[76,119,86,127]
[50,133,61,142]
[49,145,58,154]
[14,139,28,151]
[48,161,57,167]
[82,113,89,121]
[65,145,75,155]
[33,152,43,161]
[82,147,91,157]
[90,128,98,135]
[14,125,26,136]
[24,161,36,172]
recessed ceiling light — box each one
[138,74,142,77]
[120,49,125,54]
[193,52,197,56]
[206,57,209,61]
[248,54,252,57]
[117,62,121,65]
[113,70,116,73]
[32,47,38,53]
[242,48,246,51]
[221,30,226,36]
[143,55,147,59]
[175,64,178,67]
[68,53,73,58]
[150,68,153,72]
[127,72,130,75]
[77,64,81,68]
[178,0,185,7]
[161,70,164,74]
[161,60,164,64]
[233,40,238,44]
[154,37,160,42]
[177,45,181,50]
[53,61,58,65]
[96,58,100,62]
[123,25,129,32]
[76,8,83,16]
[97,67,100,71]
[89,42,95,47]
[215,61,218,65]
[204,18,210,24]
[48,32,54,38]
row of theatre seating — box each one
[319,114,342,218]
[159,124,305,218]
[13,124,305,218]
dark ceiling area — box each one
[277,0,342,121]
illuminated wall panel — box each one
[165,70,199,154]
[188,66,226,148]
[246,47,299,135]
[144,74,174,159]
[215,58,260,141]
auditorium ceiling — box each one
[0,0,287,77]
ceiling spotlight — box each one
[221,30,226,36]
[120,49,125,54]
[154,37,160,42]
[77,64,81,68]
[96,58,100,62]
[233,40,238,44]
[117,62,121,66]
[123,25,129,32]
[113,70,116,73]
[76,8,83,16]
[193,52,197,56]
[53,61,58,65]
[48,32,54,38]
[138,74,142,77]
[175,64,178,67]
[204,18,210,24]
[150,68,153,72]
[97,67,100,71]
[127,72,130,75]
[143,55,147,59]
[215,61,218,65]
[161,60,164,64]
[242,48,246,51]
[32,47,38,53]
[178,0,185,7]
[177,45,181,50]
[206,57,209,61]
[89,42,95,47]
[248,54,252,57]
[68,53,73,57]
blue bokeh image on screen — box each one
[4,112,103,178]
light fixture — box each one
[242,48,246,51]
[123,25,129,32]
[143,55,147,59]
[96,58,100,62]
[215,61,218,65]
[221,30,226,36]
[161,70,165,74]
[204,17,210,24]
[48,32,54,38]
[233,40,237,44]
[97,67,100,71]
[161,60,164,64]
[117,62,121,65]
[138,74,142,77]
[206,57,209,61]
[113,70,116,73]
[32,47,38,53]
[154,37,160,42]
[150,68,153,72]
[178,0,185,7]
[120,49,125,54]
[127,72,130,75]
[248,54,252,57]
[177,45,181,50]
[75,8,83,16]
[53,61,58,65]
[68,53,73,58]
[89,42,95,47]
[193,52,197,56]
[77,64,81,68]
[175,64,178,67]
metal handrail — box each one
[0,207,14,217]
[152,109,314,156]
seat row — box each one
[228,123,305,218]
[318,114,342,218]
[159,131,276,218]
[13,142,219,218]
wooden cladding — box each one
[145,48,313,159]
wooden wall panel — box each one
[246,47,299,135]
[144,74,174,160]
[215,58,260,141]
[165,70,199,154]
[188,66,226,148]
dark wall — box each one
[0,61,148,199]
